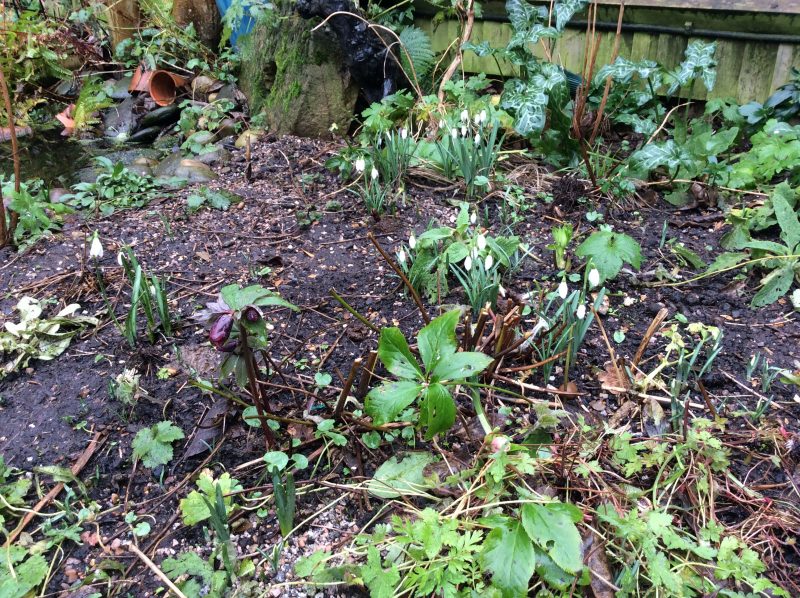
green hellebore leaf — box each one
[419,383,456,439]
[377,327,422,380]
[365,380,423,425]
[417,309,460,372]
[521,503,583,574]
[481,520,536,597]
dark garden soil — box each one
[1,135,799,596]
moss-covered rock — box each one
[238,13,358,138]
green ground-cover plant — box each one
[711,183,800,307]
[575,226,642,283]
[64,157,163,216]
[365,309,493,439]
[723,120,800,189]
[132,420,185,469]
[186,186,243,212]
[177,99,240,155]
[1,176,73,250]
[0,297,98,379]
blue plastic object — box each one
[215,0,256,48]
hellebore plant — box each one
[197,284,298,447]
[365,309,493,439]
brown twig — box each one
[437,0,475,103]
[588,2,625,145]
[0,63,20,245]
[334,357,363,420]
[367,232,430,324]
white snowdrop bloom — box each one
[470,211,477,224]
[464,255,473,271]
[408,234,417,250]
[473,113,481,126]
[576,303,587,320]
[117,252,124,267]
[532,317,549,337]
[460,109,469,123]
[400,127,408,140]
[371,167,379,180]
[484,254,494,270]
[397,249,407,265]
[588,268,600,288]
[476,234,487,251]
[471,247,479,259]
[479,109,487,124]
[498,284,506,297]
[438,120,445,129]
[89,233,103,259]
[450,128,458,139]
[557,280,568,299]
[474,133,480,146]
[355,157,366,173]
[460,125,468,137]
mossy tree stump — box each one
[239,14,358,138]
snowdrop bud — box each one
[557,280,568,299]
[460,109,469,123]
[439,120,445,129]
[471,247,479,259]
[450,128,458,139]
[117,252,124,267]
[355,157,366,173]
[476,234,487,251]
[473,113,481,126]
[400,127,408,140]
[470,211,477,225]
[588,268,601,288]
[532,317,549,337]
[479,109,487,124]
[397,249,406,265]
[474,133,480,146]
[460,125,468,137]
[464,255,473,271]
[498,284,506,297]
[484,254,494,270]
[371,167,379,180]
[576,303,586,320]
[408,234,416,250]
[89,232,103,259]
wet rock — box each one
[154,153,216,183]
[140,104,180,129]
[105,76,133,100]
[215,118,238,140]
[235,129,262,148]
[102,96,139,141]
[128,126,162,144]
[128,157,158,177]
[194,145,231,166]
[49,188,70,203]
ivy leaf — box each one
[376,327,422,380]
[365,380,422,425]
[132,421,184,469]
[576,230,642,281]
[521,503,583,574]
[367,452,436,499]
[629,140,694,175]
[667,40,717,94]
[481,520,536,598]
[501,78,548,136]
[419,383,456,439]
[417,309,459,372]
[554,0,587,30]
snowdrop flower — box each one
[460,109,469,123]
[397,248,407,265]
[474,132,480,146]
[484,254,494,270]
[460,125,468,137]
[557,280,568,299]
[117,252,124,267]
[400,127,408,140]
[476,234,487,251]
[531,317,549,337]
[355,157,366,173]
[371,167,379,181]
[470,211,477,225]
[479,109,487,124]
[450,128,458,139]
[588,267,601,289]
[408,234,416,250]
[473,113,481,126]
[471,247,479,259]
[464,255,473,271]
[89,232,103,259]
[438,120,445,129]
[576,303,587,320]
[498,284,506,297]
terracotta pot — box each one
[128,66,189,106]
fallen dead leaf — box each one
[597,360,629,395]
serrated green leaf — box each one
[377,327,422,380]
[576,230,642,281]
[132,421,184,469]
[481,521,536,598]
[365,380,422,425]
[417,309,460,372]
[367,452,436,499]
[431,351,493,382]
[521,503,583,573]
[751,264,796,308]
[419,383,456,439]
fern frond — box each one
[398,26,435,83]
